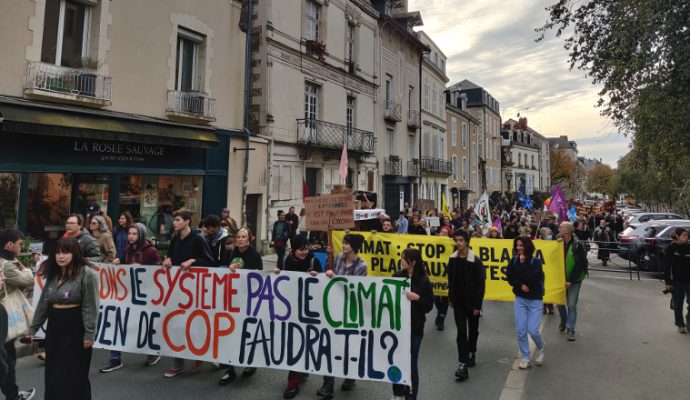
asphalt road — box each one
[15,254,689,400]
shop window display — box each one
[24,173,72,241]
[119,175,203,243]
[0,173,20,229]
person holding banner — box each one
[317,234,367,398]
[101,223,162,373]
[0,228,37,400]
[557,222,587,341]
[162,209,213,378]
[506,236,545,369]
[273,235,321,399]
[447,229,486,380]
[219,227,263,384]
[391,248,433,400]
[28,237,99,400]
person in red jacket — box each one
[100,223,161,373]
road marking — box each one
[498,317,545,400]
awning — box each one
[0,96,218,148]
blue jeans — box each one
[392,335,422,400]
[672,281,690,327]
[557,280,582,332]
[514,296,544,362]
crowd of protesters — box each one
[0,196,686,400]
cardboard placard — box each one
[415,199,435,212]
[305,194,355,231]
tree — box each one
[540,0,690,214]
[550,148,575,187]
[538,1,690,146]
[586,164,614,194]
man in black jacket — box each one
[664,227,690,334]
[447,229,486,381]
[162,210,213,378]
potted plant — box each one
[305,39,327,60]
[70,56,100,97]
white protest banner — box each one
[32,265,412,384]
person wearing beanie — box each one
[274,234,322,399]
[101,223,162,373]
[317,233,367,397]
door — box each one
[305,168,318,196]
[384,183,400,218]
[246,194,260,248]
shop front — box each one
[0,97,230,248]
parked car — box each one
[617,221,685,268]
[644,221,690,273]
[624,212,684,229]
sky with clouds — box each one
[408,0,631,167]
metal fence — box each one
[167,90,216,119]
[25,61,112,101]
[296,119,375,154]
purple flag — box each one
[491,217,502,233]
[547,185,569,223]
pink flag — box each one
[547,185,568,223]
[339,141,348,180]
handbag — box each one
[273,240,285,249]
[1,284,34,342]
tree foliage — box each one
[540,0,690,215]
[550,149,582,198]
[586,164,614,194]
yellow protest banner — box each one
[332,232,566,304]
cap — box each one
[87,203,100,216]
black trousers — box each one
[434,296,449,317]
[453,307,480,364]
[0,340,18,400]
[45,307,92,400]
[0,305,12,398]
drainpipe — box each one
[240,0,254,226]
[417,48,428,203]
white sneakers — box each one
[518,348,544,370]
[534,348,545,366]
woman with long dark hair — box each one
[28,237,99,400]
[391,248,433,400]
[506,235,545,369]
[113,211,133,263]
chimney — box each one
[518,117,528,130]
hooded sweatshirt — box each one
[124,224,161,265]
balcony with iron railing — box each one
[297,119,375,154]
[407,110,420,130]
[384,100,402,122]
[24,61,111,106]
[421,156,453,176]
[407,158,421,176]
[384,156,403,176]
[166,90,216,122]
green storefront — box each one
[0,96,231,250]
